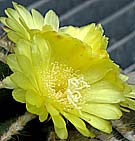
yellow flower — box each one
[0,2,59,43]
[3,32,124,139]
[0,2,108,58]
[1,2,135,140]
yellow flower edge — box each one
[0,2,135,139]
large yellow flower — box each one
[3,32,123,139]
[1,2,135,140]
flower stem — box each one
[0,112,36,141]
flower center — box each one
[45,62,90,109]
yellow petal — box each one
[60,23,108,50]
[12,88,26,103]
[81,112,112,133]
[26,102,42,115]
[124,85,135,98]
[51,115,68,139]
[25,89,42,107]
[10,72,35,90]
[0,17,8,27]
[54,126,68,139]
[7,54,20,72]
[119,74,128,82]
[84,59,119,84]
[39,107,48,122]
[32,9,44,29]
[7,31,24,43]
[31,35,50,70]
[121,98,135,111]
[5,18,30,39]
[2,76,17,89]
[84,88,124,103]
[12,2,34,28]
[26,102,48,122]
[76,126,95,138]
[15,39,31,59]
[5,8,19,22]
[42,31,92,70]
[62,112,94,137]
[7,55,39,91]
[46,104,59,116]
[63,112,86,129]
[91,70,124,91]
[51,115,66,128]
[44,10,59,31]
[16,55,33,75]
[82,104,122,119]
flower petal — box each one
[26,102,48,121]
[60,23,108,50]
[31,35,50,70]
[25,89,42,107]
[121,98,135,111]
[16,55,33,75]
[91,70,124,91]
[51,115,68,139]
[32,9,44,29]
[119,74,128,82]
[7,54,20,72]
[75,127,95,138]
[12,2,34,28]
[15,39,31,59]
[84,59,119,84]
[5,18,30,39]
[63,112,86,129]
[124,85,135,98]
[81,112,112,133]
[82,104,122,119]
[39,107,48,122]
[51,115,66,128]
[44,10,59,31]
[62,112,95,137]
[8,31,25,43]
[26,102,40,114]
[10,72,35,90]
[54,126,68,139]
[5,8,20,22]
[15,54,39,90]
[42,31,92,70]
[2,76,17,89]
[84,88,124,103]
[0,17,8,27]
[46,104,59,116]
[12,88,26,103]
[26,102,48,122]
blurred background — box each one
[0,0,135,141]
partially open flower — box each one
[1,2,135,140]
[0,2,59,43]
[0,2,108,58]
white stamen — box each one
[66,77,90,109]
